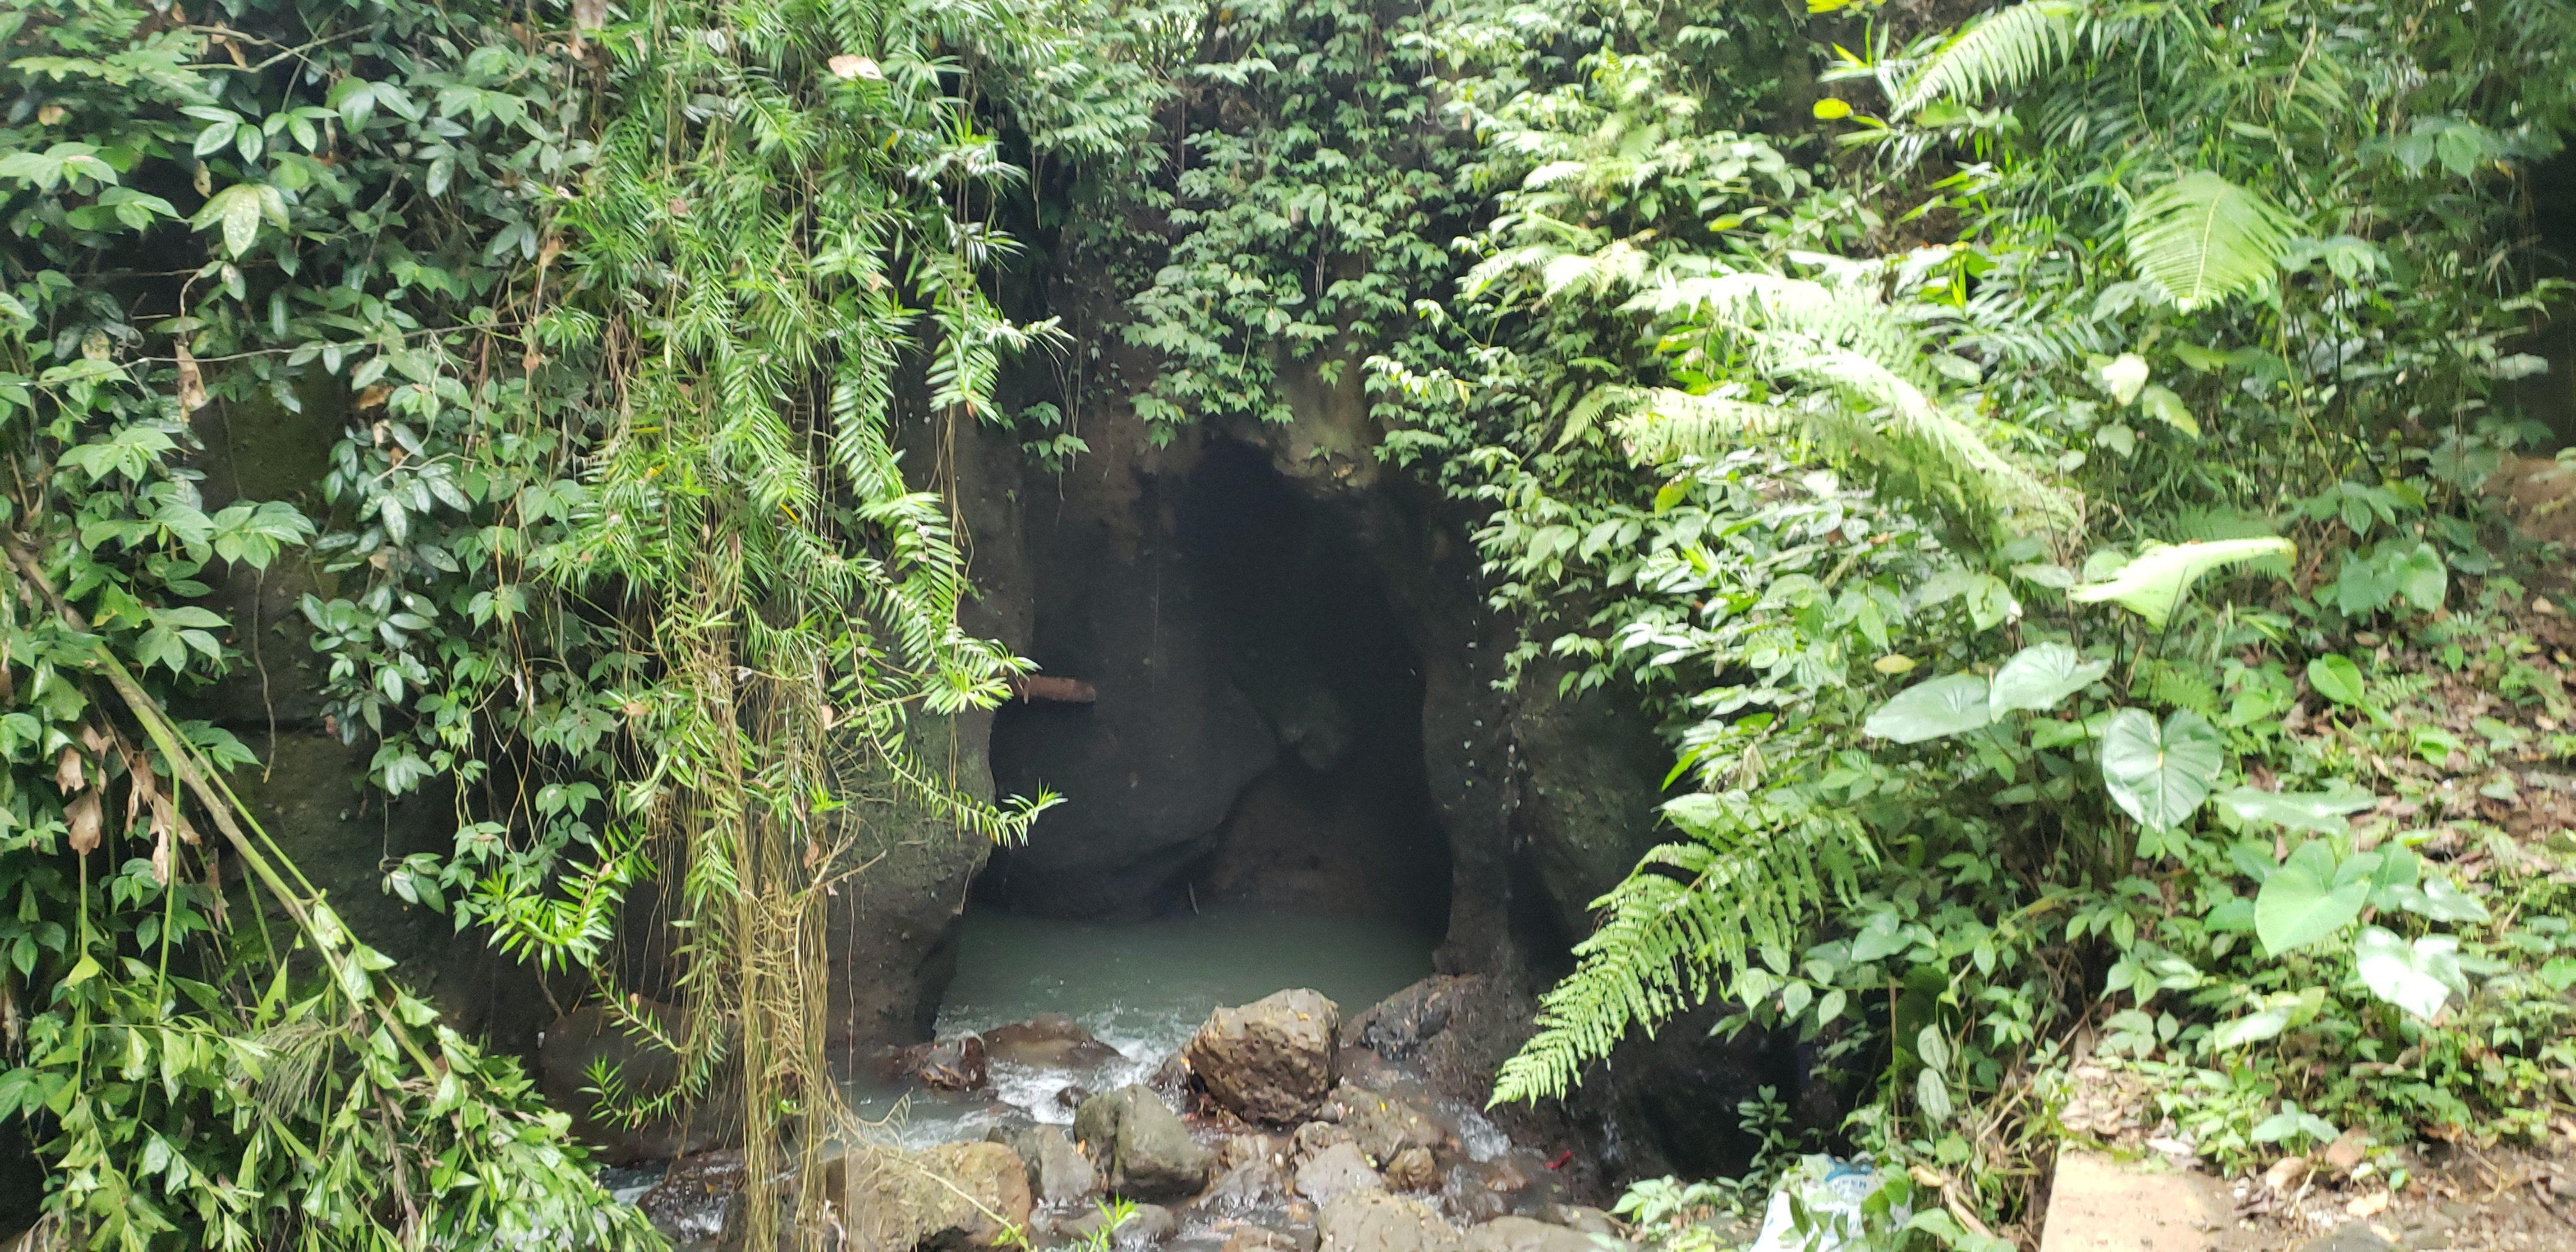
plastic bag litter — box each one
[1747,1156,1905,1252]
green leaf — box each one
[2138,385,2198,437]
[2394,543,2446,612]
[2255,841,2368,954]
[2207,1006,2290,1050]
[2099,708,2223,831]
[2123,172,2302,311]
[2388,876,2490,924]
[1863,673,1993,744]
[2307,655,2365,706]
[2214,784,2374,835]
[2354,926,2465,1019]
[1988,641,2110,715]
[2069,537,2295,629]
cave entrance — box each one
[965,434,1452,1003]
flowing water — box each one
[842,906,1439,1147]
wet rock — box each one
[1119,1203,1179,1248]
[1317,1191,1464,1252]
[537,1003,742,1164]
[988,1124,1100,1207]
[1295,1143,1387,1202]
[1462,1218,1618,1252]
[1223,1227,1307,1252]
[985,1013,1128,1070]
[636,1149,747,1244]
[880,1034,990,1091]
[1383,1148,1439,1193]
[1074,1085,1215,1200]
[1222,1134,1285,1170]
[724,1141,1032,1252]
[1201,1157,1292,1212]
[1186,990,1342,1124]
[1344,978,1465,1062]
[1292,1122,1358,1159]
[1337,1087,1446,1161]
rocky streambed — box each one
[620,980,1626,1252]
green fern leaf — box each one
[2122,172,2301,311]
[1897,0,2084,115]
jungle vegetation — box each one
[4,0,2575,1247]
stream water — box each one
[842,907,1439,1147]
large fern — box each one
[1492,785,1873,1104]
[1896,0,2085,115]
[2121,171,2301,310]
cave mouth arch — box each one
[975,436,1453,940]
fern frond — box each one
[1896,0,2085,115]
[1491,787,1873,1104]
[2121,171,2300,311]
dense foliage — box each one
[7,0,2576,1246]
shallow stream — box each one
[843,907,1438,1147]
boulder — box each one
[878,1034,990,1090]
[636,1149,746,1244]
[985,1014,1126,1070]
[1291,1121,1357,1157]
[1383,1147,1439,1193]
[1344,979,1465,1062]
[988,1124,1100,1207]
[723,1141,1032,1252]
[1317,1191,1464,1252]
[1338,1088,1446,1161]
[1073,1085,1215,1200]
[1200,1156,1291,1212]
[537,1003,742,1164]
[1185,990,1341,1124]
[1223,1228,1307,1252]
[1118,1203,1179,1248]
[1294,1142,1387,1202]
[1463,1218,1620,1252]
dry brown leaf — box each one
[150,830,171,886]
[828,54,884,80]
[65,791,101,855]
[54,747,84,795]
[175,338,208,416]
[572,0,608,29]
[2345,1190,2389,1218]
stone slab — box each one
[2039,1150,2229,1252]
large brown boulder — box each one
[1184,989,1341,1124]
[720,1142,1032,1252]
[1317,1191,1464,1252]
[1073,1084,1215,1200]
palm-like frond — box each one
[1491,788,1871,1104]
[2122,171,2300,310]
[1896,0,2085,115]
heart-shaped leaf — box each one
[2307,655,2365,706]
[2255,841,2367,954]
[1864,673,1992,744]
[2386,875,2490,924]
[2207,1007,2290,1050]
[1988,642,2111,716]
[2100,708,2224,831]
[2214,784,2375,835]
[2354,926,2466,1020]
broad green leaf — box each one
[1863,673,1993,744]
[2138,385,2198,436]
[2213,784,2374,835]
[2094,353,2149,405]
[2307,654,2365,706]
[2354,927,2465,1019]
[2387,876,2490,924]
[2394,543,2446,612]
[2207,1007,2290,1050]
[2255,841,2366,954]
[2099,708,2223,831]
[1988,641,2110,715]
[2069,537,2294,629]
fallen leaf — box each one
[2345,1190,2389,1218]
[2263,1156,2311,1193]
[2322,1127,2370,1173]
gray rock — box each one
[1383,1147,1439,1193]
[1338,1087,1446,1161]
[1317,1191,1464,1252]
[988,1124,1099,1207]
[985,1014,1127,1070]
[1200,1157,1291,1212]
[1223,1228,1305,1252]
[537,1003,742,1165]
[1074,1085,1215,1200]
[1463,1218,1620,1252]
[1187,990,1342,1124]
[1117,1203,1178,1249]
[1295,1143,1388,1202]
[2297,1224,2400,1252]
